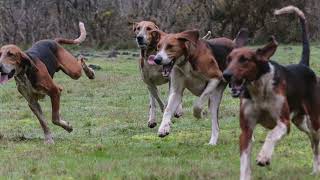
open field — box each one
[1,45,320,179]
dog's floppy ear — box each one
[150,30,165,43]
[20,52,38,72]
[177,30,199,45]
[148,18,160,29]
[177,30,199,53]
[234,28,249,48]
[256,36,278,61]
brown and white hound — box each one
[151,28,248,144]
[133,21,183,128]
[223,6,320,180]
[0,22,95,144]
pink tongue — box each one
[147,55,156,65]
[0,74,9,84]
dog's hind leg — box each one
[310,133,320,174]
[29,101,54,144]
[56,47,94,80]
[208,83,226,145]
[49,85,73,132]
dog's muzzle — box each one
[223,70,247,98]
[136,36,147,48]
[154,56,162,65]
[0,70,15,84]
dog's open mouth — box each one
[0,70,15,85]
[229,78,246,98]
[162,61,174,77]
[137,42,147,49]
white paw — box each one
[158,123,171,137]
[312,161,320,175]
[256,153,271,166]
[208,136,218,145]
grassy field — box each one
[1,45,320,179]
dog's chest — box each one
[15,74,45,100]
[175,62,207,96]
[140,63,168,85]
[243,73,284,128]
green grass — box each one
[0,45,320,179]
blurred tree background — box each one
[0,0,318,49]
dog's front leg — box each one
[147,90,157,128]
[239,102,256,180]
[256,99,290,166]
[16,82,54,144]
[147,85,165,112]
[168,80,183,118]
[256,120,288,166]
[158,72,184,137]
[240,128,254,180]
[158,91,183,137]
[194,78,221,119]
[208,83,226,145]
[29,101,54,144]
[49,85,73,132]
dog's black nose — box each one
[223,70,233,82]
[136,36,144,44]
[154,56,162,65]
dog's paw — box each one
[158,123,171,137]
[311,160,320,175]
[193,106,208,119]
[174,110,183,118]
[148,121,157,128]
[44,135,54,145]
[256,155,271,167]
[208,137,218,146]
[193,105,203,119]
[66,125,73,133]
[311,170,320,176]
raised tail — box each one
[55,22,87,45]
[274,5,309,66]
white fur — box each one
[240,143,252,180]
[312,153,320,174]
[274,5,305,19]
[157,58,226,144]
[257,121,287,164]
[243,64,284,122]
[74,22,87,44]
[156,48,171,65]
[136,27,148,46]
[208,85,224,145]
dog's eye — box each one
[166,44,173,49]
[146,27,152,31]
[239,56,247,63]
[136,27,141,31]
[7,52,13,56]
